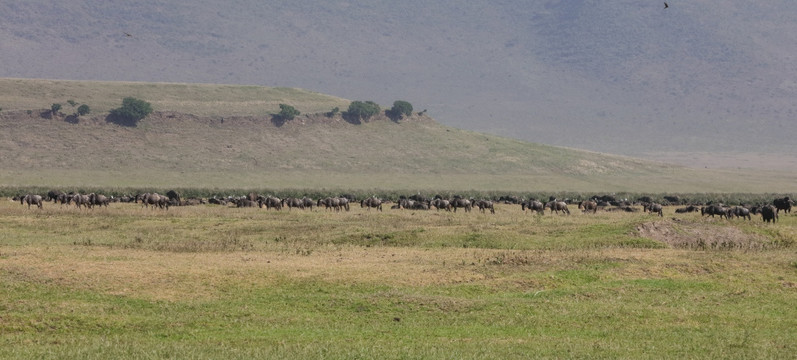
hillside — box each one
[1,80,795,192]
[1,1,796,165]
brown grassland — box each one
[1,200,796,358]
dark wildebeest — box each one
[521,199,545,215]
[643,203,663,217]
[47,190,64,203]
[450,197,472,213]
[731,206,751,220]
[579,200,598,214]
[166,190,182,204]
[472,199,495,214]
[773,197,793,214]
[208,197,227,205]
[760,205,778,223]
[701,204,729,219]
[675,205,700,214]
[20,194,43,209]
[545,200,570,215]
[361,197,383,211]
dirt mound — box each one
[636,219,770,250]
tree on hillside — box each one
[67,100,78,108]
[387,100,413,121]
[108,97,153,126]
[345,101,381,123]
[50,103,62,115]
[76,104,91,116]
[276,103,300,121]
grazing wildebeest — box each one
[20,194,43,209]
[545,200,570,215]
[450,197,472,213]
[643,203,663,217]
[259,196,282,210]
[579,200,598,214]
[773,197,793,214]
[521,199,545,215]
[361,197,383,211]
[760,205,778,223]
[472,199,495,214]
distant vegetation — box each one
[108,97,153,126]
[76,104,90,116]
[388,100,413,120]
[276,103,300,121]
[345,100,381,122]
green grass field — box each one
[2,200,795,358]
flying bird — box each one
[664,2,668,9]
[124,32,132,37]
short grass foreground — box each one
[1,201,796,359]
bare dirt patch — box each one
[636,219,770,250]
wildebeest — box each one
[282,197,305,210]
[140,193,169,209]
[545,200,570,215]
[643,203,663,217]
[450,197,472,212]
[773,196,793,214]
[260,196,282,210]
[430,198,452,211]
[521,199,545,215]
[730,206,751,220]
[89,193,110,208]
[20,194,43,209]
[472,199,495,214]
[46,190,65,203]
[318,197,349,212]
[701,204,729,219]
[760,205,778,223]
[674,205,700,213]
[166,190,182,203]
[579,200,598,214]
[361,197,383,211]
[70,193,91,209]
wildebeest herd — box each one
[9,190,793,223]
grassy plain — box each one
[1,200,796,358]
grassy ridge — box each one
[0,78,350,116]
[1,78,796,192]
[1,201,795,358]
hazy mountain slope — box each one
[1,0,796,161]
